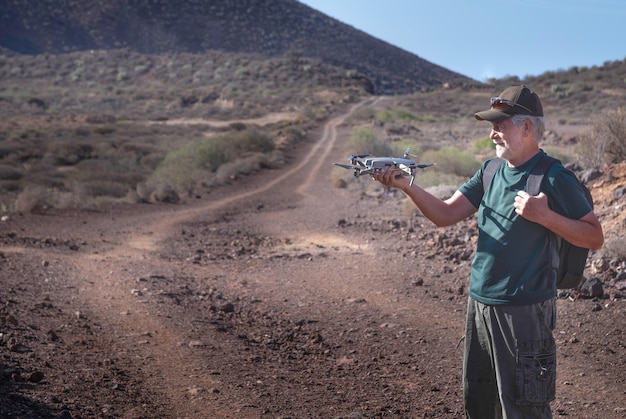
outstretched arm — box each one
[373,168,477,227]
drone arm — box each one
[356,168,374,177]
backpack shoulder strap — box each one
[526,154,560,196]
[482,157,505,191]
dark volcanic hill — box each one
[0,0,474,94]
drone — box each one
[334,149,434,187]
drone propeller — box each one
[334,163,354,170]
[416,163,435,169]
[348,154,370,164]
[403,148,419,159]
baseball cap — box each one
[474,85,543,122]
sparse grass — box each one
[329,166,352,188]
[0,164,23,181]
[0,112,303,212]
[13,185,51,214]
[45,141,95,165]
[345,127,392,156]
[75,180,129,198]
[151,128,276,195]
[577,107,626,168]
[471,137,495,154]
[346,106,376,124]
[373,107,443,126]
[214,151,279,184]
[414,170,463,189]
[134,180,180,204]
[421,147,481,178]
[391,139,422,158]
[0,49,367,121]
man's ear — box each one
[523,118,531,134]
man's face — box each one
[490,118,524,161]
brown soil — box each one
[1,100,625,418]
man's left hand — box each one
[514,191,549,222]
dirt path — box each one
[74,98,385,417]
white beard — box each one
[495,144,509,159]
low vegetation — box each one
[345,127,393,157]
[0,114,311,212]
[578,107,626,168]
[150,128,276,196]
[0,47,360,212]
[0,49,367,121]
[1,49,625,213]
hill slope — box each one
[0,0,473,94]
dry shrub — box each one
[118,141,159,156]
[45,141,94,165]
[578,107,626,168]
[140,152,166,171]
[280,125,307,146]
[333,177,348,189]
[26,164,66,189]
[415,170,462,189]
[134,182,152,203]
[135,181,179,203]
[421,147,480,178]
[15,184,102,212]
[0,144,22,159]
[329,166,351,189]
[1,142,42,166]
[75,180,129,198]
[53,190,97,211]
[345,127,392,156]
[124,189,144,204]
[73,158,144,185]
[0,164,23,180]
[215,151,281,183]
[150,182,179,203]
[152,128,275,194]
[0,180,20,192]
[14,185,51,213]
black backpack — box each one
[482,155,593,289]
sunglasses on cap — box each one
[490,97,534,114]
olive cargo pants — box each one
[463,297,556,419]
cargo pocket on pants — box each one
[516,340,556,405]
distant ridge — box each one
[0,0,474,94]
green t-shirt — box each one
[459,152,592,305]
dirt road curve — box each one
[1,99,624,418]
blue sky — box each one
[299,0,626,82]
